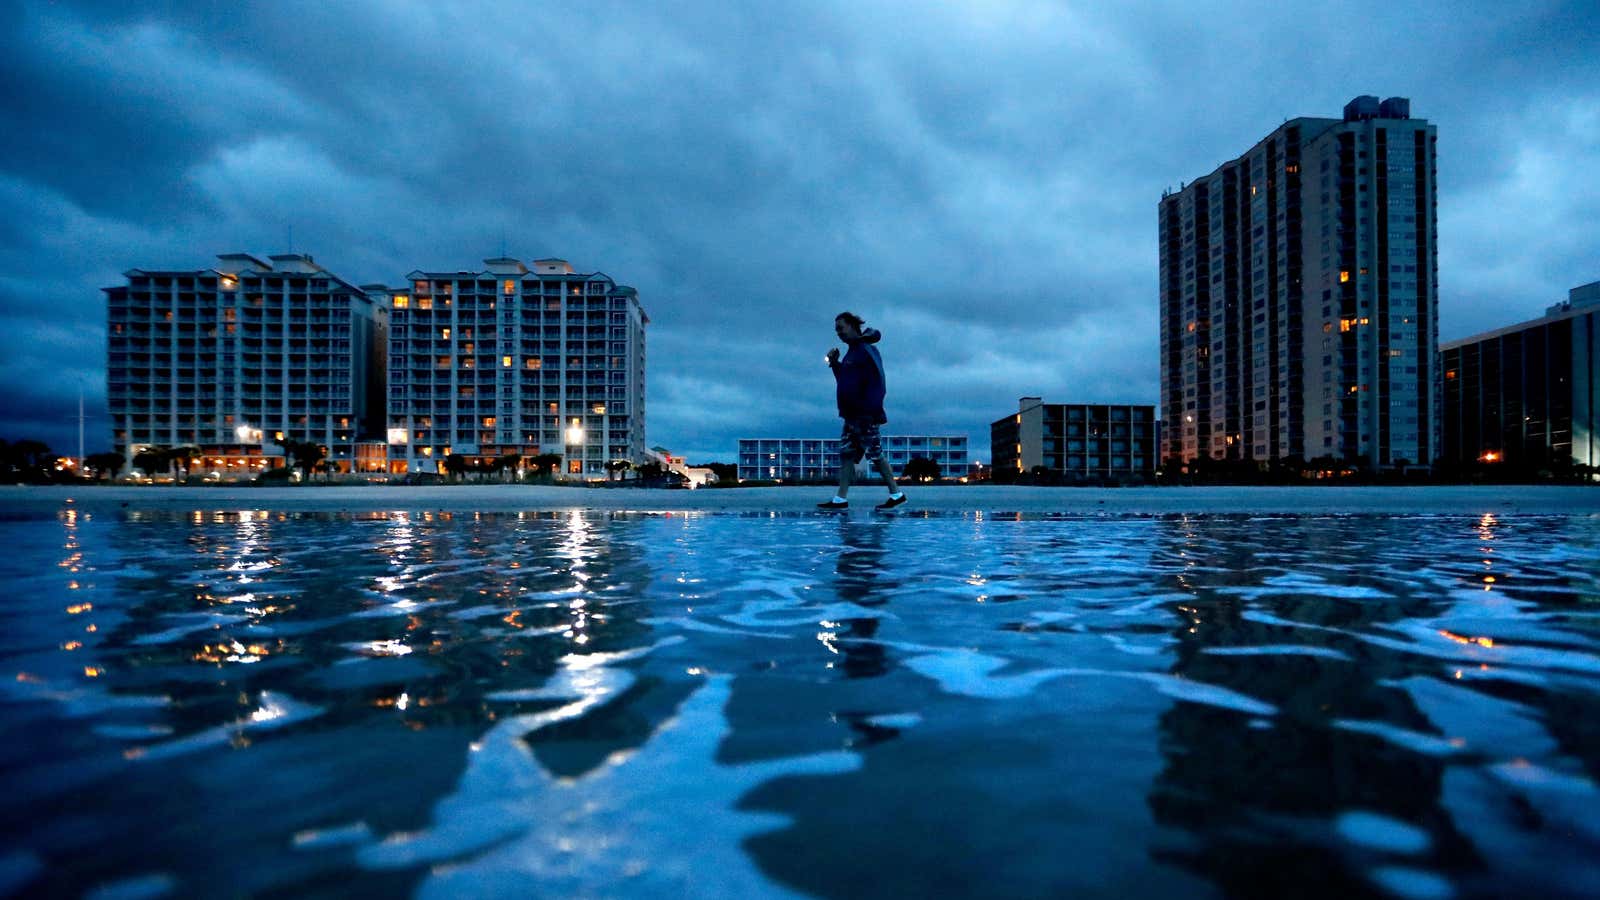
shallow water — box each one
[2,507,1599,898]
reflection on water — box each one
[1,509,1598,897]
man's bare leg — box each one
[836,457,856,499]
[873,456,899,495]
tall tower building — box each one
[104,253,386,474]
[383,257,647,478]
[1160,96,1438,469]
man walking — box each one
[818,312,907,511]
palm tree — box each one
[443,454,469,482]
[170,445,202,482]
[132,446,168,480]
[605,459,633,481]
[86,452,125,482]
[280,440,327,482]
[529,453,562,482]
[1,439,54,483]
[496,453,522,482]
[903,456,942,483]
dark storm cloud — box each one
[2,0,1597,460]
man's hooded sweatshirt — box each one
[831,327,887,424]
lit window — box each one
[417,297,433,310]
[441,328,450,339]
[525,357,540,369]
[1340,271,1350,283]
[503,280,515,295]
[482,417,496,428]
[392,295,409,309]
[502,356,512,367]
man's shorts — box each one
[839,417,883,465]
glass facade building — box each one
[1440,282,1599,471]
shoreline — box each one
[4,484,1599,516]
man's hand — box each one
[826,347,840,365]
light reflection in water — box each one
[1,508,1597,899]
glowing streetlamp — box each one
[566,423,585,445]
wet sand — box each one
[6,483,1599,516]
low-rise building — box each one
[1440,280,1599,472]
[991,398,1157,481]
[737,435,970,482]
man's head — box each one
[835,311,865,341]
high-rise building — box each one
[990,398,1156,481]
[737,435,969,482]
[383,258,646,478]
[104,253,386,474]
[1440,280,1600,472]
[1160,95,1438,469]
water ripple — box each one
[0,509,1597,897]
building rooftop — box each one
[1443,279,1600,349]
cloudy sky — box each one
[3,0,1597,461]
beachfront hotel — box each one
[1440,280,1600,473]
[990,398,1157,481]
[737,435,970,482]
[382,258,647,478]
[104,253,386,474]
[1160,95,1438,469]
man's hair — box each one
[835,311,865,331]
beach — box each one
[6,483,1598,516]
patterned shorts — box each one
[839,418,883,464]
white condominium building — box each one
[104,253,386,473]
[383,257,647,478]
